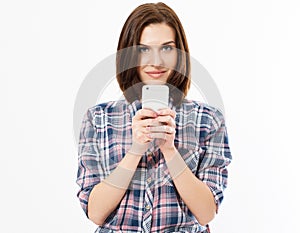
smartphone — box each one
[142,84,169,112]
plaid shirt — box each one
[76,99,232,233]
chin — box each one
[143,79,166,85]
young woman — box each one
[76,2,232,232]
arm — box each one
[88,152,141,225]
[149,108,231,226]
[162,148,216,226]
[77,108,157,226]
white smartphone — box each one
[142,84,169,112]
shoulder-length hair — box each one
[116,2,191,105]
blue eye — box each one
[138,46,150,53]
[162,45,173,52]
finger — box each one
[133,115,157,129]
[149,132,175,141]
[157,108,176,118]
[155,116,176,127]
[136,131,153,143]
[140,118,157,127]
[143,134,153,143]
[149,132,167,140]
[148,125,175,134]
[135,108,157,120]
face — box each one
[137,23,177,84]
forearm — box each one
[163,148,216,226]
[88,153,141,225]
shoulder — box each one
[181,99,224,118]
[84,100,128,125]
[87,99,127,115]
[180,99,225,126]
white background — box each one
[1,0,299,232]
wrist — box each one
[165,150,188,179]
[128,142,148,157]
[122,152,143,170]
[160,146,177,162]
[102,165,135,190]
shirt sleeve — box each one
[197,108,232,213]
[76,108,104,217]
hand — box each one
[129,108,157,156]
[147,108,176,154]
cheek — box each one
[137,66,145,79]
[164,53,177,70]
[137,66,143,75]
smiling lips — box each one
[145,70,167,78]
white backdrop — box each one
[0,0,299,232]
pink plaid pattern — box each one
[76,99,231,232]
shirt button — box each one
[145,205,151,210]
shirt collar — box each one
[126,99,142,117]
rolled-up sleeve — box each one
[76,109,104,217]
[197,109,232,212]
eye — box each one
[138,46,150,53]
[161,45,173,52]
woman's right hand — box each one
[129,108,157,156]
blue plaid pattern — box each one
[76,99,232,232]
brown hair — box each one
[116,2,191,105]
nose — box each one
[150,49,163,67]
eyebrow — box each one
[139,41,176,46]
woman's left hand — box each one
[147,108,176,154]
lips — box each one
[145,70,167,79]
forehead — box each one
[139,23,175,45]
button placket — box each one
[146,150,154,185]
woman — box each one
[76,2,231,232]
